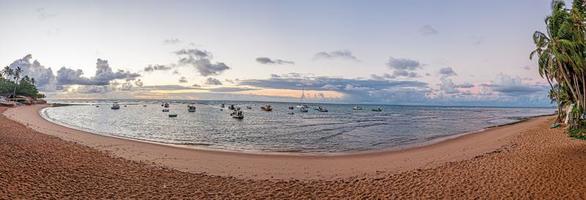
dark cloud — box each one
[238,74,429,103]
[256,57,294,65]
[205,77,223,85]
[313,50,359,61]
[144,64,172,72]
[179,76,188,83]
[8,54,56,91]
[387,57,422,71]
[439,67,457,77]
[56,58,140,86]
[392,70,418,78]
[386,57,423,78]
[419,25,438,36]
[175,48,230,76]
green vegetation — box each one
[531,0,586,138]
[1,66,44,99]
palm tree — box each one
[1,66,13,80]
[531,0,586,128]
[12,67,22,98]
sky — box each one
[0,0,560,106]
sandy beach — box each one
[1,104,585,198]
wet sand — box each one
[1,105,585,198]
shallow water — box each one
[41,100,554,153]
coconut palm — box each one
[531,0,586,129]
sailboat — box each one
[296,88,309,112]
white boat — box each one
[296,88,309,112]
[162,102,169,108]
[352,106,363,110]
[111,102,120,110]
[371,107,383,112]
[188,105,196,112]
[316,106,328,112]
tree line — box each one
[0,66,44,99]
[531,0,586,138]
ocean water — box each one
[41,100,554,153]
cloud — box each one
[370,73,394,80]
[238,73,430,103]
[439,67,457,77]
[482,74,546,96]
[179,76,188,83]
[144,64,172,72]
[56,58,141,86]
[36,8,57,20]
[386,57,423,78]
[8,54,56,91]
[313,50,359,61]
[387,57,422,70]
[392,70,418,78]
[455,83,474,88]
[419,25,438,36]
[163,38,181,45]
[205,77,223,85]
[208,87,258,92]
[256,57,294,65]
[175,48,230,76]
[439,78,460,94]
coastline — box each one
[3,104,554,180]
[37,104,552,156]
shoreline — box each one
[37,104,552,156]
[4,104,554,180]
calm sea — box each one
[41,100,554,153]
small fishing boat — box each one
[261,105,273,112]
[246,106,252,109]
[288,106,294,110]
[228,104,236,110]
[162,109,170,112]
[352,106,363,110]
[371,107,383,112]
[143,105,147,107]
[169,113,178,117]
[230,110,244,119]
[288,112,295,115]
[162,102,170,108]
[316,106,328,112]
[96,105,99,108]
[188,105,196,112]
[111,102,120,110]
[299,106,309,113]
[220,104,225,108]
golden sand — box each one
[0,105,584,198]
